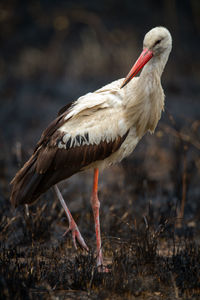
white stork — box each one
[11,27,172,271]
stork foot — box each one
[97,264,110,273]
[96,250,110,273]
[63,218,89,251]
[54,185,89,251]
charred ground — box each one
[1,121,200,299]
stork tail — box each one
[10,153,43,207]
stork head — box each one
[121,26,172,88]
[143,26,172,57]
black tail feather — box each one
[10,152,78,207]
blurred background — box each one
[1,0,200,234]
[0,0,200,298]
[0,0,200,145]
[1,0,200,239]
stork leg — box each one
[91,168,108,271]
[54,185,89,251]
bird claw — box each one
[54,185,89,251]
[97,264,110,273]
[63,221,89,252]
[96,252,110,273]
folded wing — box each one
[10,90,128,207]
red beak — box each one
[120,48,153,89]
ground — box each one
[1,122,200,299]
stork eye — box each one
[154,39,161,46]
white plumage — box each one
[11,26,172,271]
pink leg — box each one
[54,185,89,251]
[91,169,108,271]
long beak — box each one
[120,48,153,89]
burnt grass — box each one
[1,121,200,299]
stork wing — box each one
[35,102,128,175]
[11,87,128,205]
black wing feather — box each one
[10,100,129,207]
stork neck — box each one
[140,51,169,83]
[124,52,169,136]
